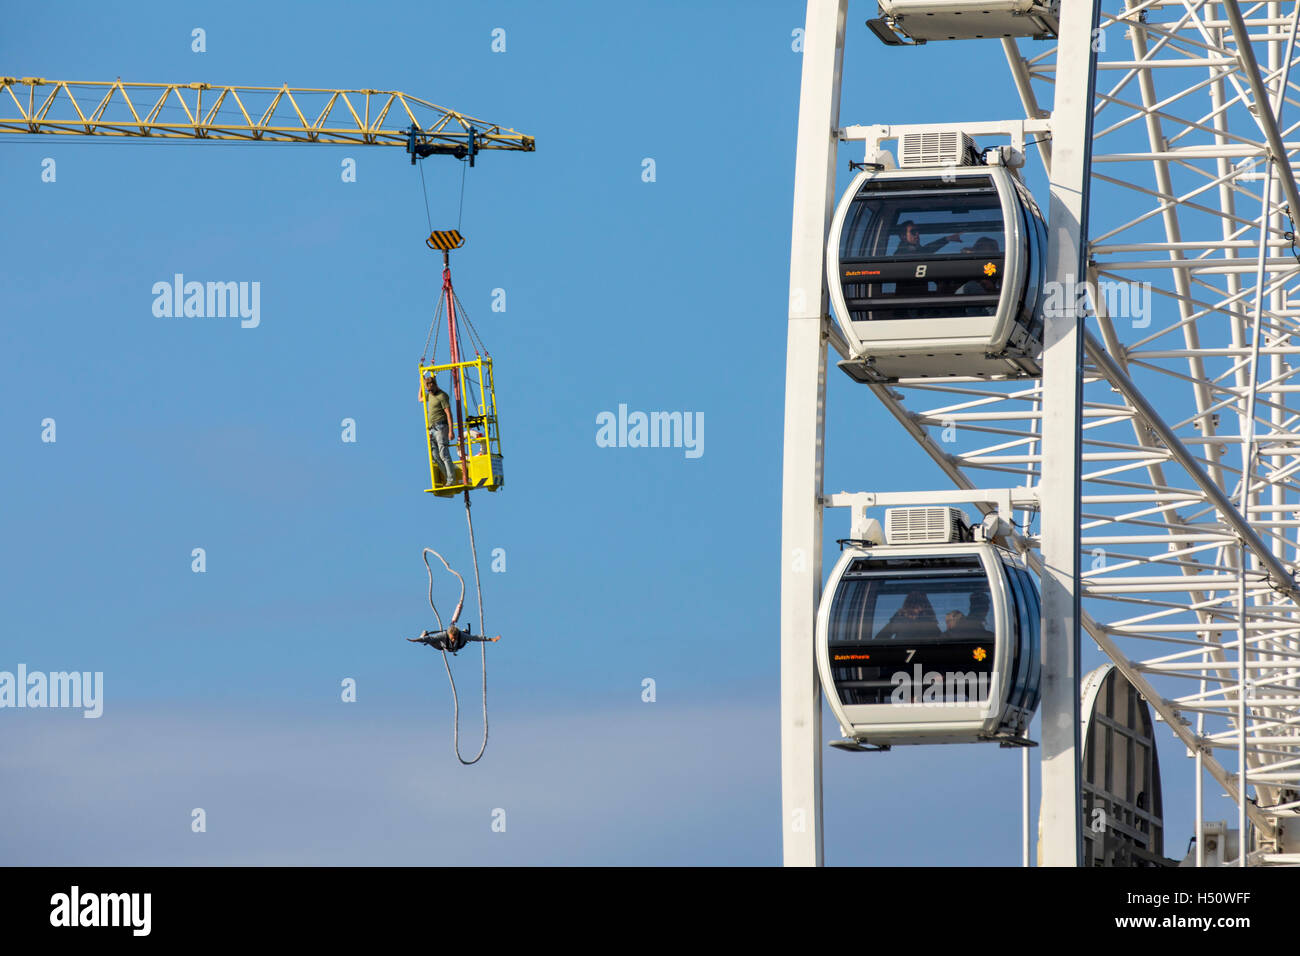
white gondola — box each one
[815,508,1041,749]
[826,134,1048,383]
[868,0,1060,46]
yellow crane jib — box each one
[0,77,536,154]
[420,358,503,498]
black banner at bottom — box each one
[0,864,1281,942]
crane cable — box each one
[457,156,469,232]
[420,286,444,365]
[420,516,489,765]
[417,159,434,234]
[420,286,486,366]
[451,287,488,356]
[415,151,470,237]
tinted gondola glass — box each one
[837,176,1005,323]
[1003,561,1034,716]
[1011,177,1047,342]
[1012,565,1042,715]
[827,557,996,706]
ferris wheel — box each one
[783,0,1300,866]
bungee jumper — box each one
[407,545,499,653]
[409,545,499,765]
[410,623,500,653]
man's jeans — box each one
[429,422,457,485]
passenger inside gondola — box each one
[944,590,994,640]
[892,220,963,315]
[954,236,1000,297]
[893,220,963,257]
[874,590,941,640]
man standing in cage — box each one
[422,372,457,486]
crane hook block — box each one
[426,229,465,251]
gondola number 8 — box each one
[914,265,928,278]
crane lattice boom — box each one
[0,77,535,152]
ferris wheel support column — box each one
[1036,0,1101,868]
[780,0,847,867]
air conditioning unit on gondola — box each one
[898,131,978,169]
[885,507,972,544]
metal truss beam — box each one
[1222,2,1300,220]
[0,77,535,151]
[1085,331,1300,599]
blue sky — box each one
[0,1,1238,865]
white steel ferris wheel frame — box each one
[783,0,1300,867]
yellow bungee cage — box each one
[419,229,504,498]
[420,355,504,497]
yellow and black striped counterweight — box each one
[426,229,466,251]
